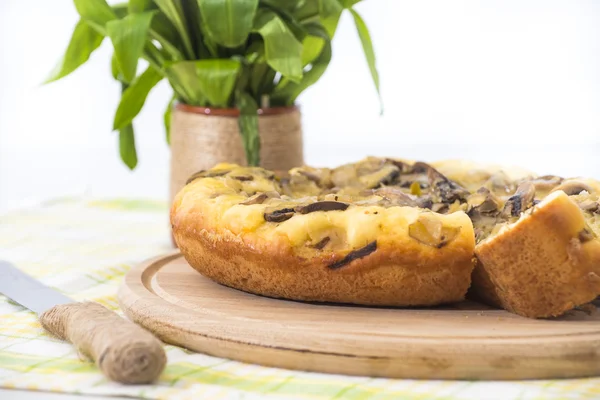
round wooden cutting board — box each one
[118,252,600,380]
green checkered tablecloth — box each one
[1,197,600,399]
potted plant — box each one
[47,0,380,202]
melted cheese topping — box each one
[172,164,474,251]
[173,159,600,253]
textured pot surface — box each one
[169,105,304,203]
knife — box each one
[0,260,166,384]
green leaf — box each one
[44,20,104,83]
[321,9,342,38]
[106,11,155,83]
[244,42,275,98]
[294,0,338,20]
[253,9,303,81]
[245,40,264,63]
[113,66,163,130]
[350,9,382,113]
[259,68,277,99]
[73,0,117,34]
[112,3,130,18]
[294,0,343,39]
[197,0,259,48]
[111,52,120,80]
[298,18,329,68]
[273,41,331,106]
[115,80,137,169]
[301,35,325,66]
[236,91,260,166]
[249,62,268,97]
[148,18,184,60]
[293,0,341,38]
[301,22,330,43]
[273,23,331,105]
[129,0,154,13]
[234,61,251,93]
[319,0,343,17]
[166,59,241,107]
[119,123,138,170]
[272,6,308,43]
[293,0,318,21]
[341,0,362,8]
[149,13,184,59]
[197,19,220,58]
[164,95,176,145]
[126,1,184,59]
[164,61,207,106]
[257,2,306,43]
[261,0,298,13]
[195,59,241,107]
[153,0,196,59]
[294,0,340,18]
[182,1,203,58]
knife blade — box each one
[0,260,73,314]
[0,260,166,384]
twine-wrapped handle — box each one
[40,302,166,384]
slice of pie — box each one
[468,181,600,317]
[170,157,600,318]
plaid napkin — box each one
[0,197,599,400]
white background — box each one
[1,0,599,212]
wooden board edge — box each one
[117,252,600,380]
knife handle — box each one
[40,302,166,384]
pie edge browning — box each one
[472,190,600,318]
[172,225,477,307]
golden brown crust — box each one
[173,226,476,307]
[468,259,504,307]
[472,191,600,318]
